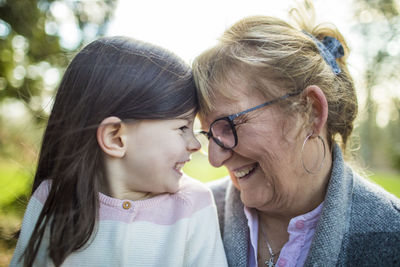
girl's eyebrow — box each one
[177,111,196,122]
[172,116,193,124]
[183,118,195,126]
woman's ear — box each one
[97,116,127,158]
[304,85,328,136]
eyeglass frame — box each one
[199,90,303,150]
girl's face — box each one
[121,114,200,197]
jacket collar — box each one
[224,180,249,266]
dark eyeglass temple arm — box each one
[229,90,303,120]
[199,130,211,139]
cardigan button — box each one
[122,201,132,210]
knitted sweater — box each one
[11,176,228,267]
[210,144,400,266]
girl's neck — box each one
[104,159,159,201]
[111,190,157,201]
[106,175,159,201]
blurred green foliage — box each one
[0,162,32,212]
[369,172,400,198]
[183,152,229,183]
[386,99,400,170]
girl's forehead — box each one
[176,108,197,121]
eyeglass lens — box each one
[210,119,236,149]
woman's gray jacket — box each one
[209,144,400,266]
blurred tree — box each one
[387,98,400,170]
[0,0,116,163]
[353,0,400,170]
[0,0,116,122]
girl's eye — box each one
[179,126,189,132]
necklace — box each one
[260,226,282,267]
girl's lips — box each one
[173,160,189,175]
[173,168,183,175]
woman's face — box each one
[200,81,319,214]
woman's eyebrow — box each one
[213,111,236,120]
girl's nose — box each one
[188,133,201,153]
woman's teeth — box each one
[234,164,257,178]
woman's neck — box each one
[257,210,290,262]
[288,146,333,218]
[256,148,333,258]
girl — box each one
[10,37,227,267]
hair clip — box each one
[302,31,344,75]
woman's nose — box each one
[208,138,232,167]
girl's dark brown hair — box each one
[22,36,197,266]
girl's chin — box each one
[166,182,181,194]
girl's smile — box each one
[173,160,190,176]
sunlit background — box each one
[0,0,399,265]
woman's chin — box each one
[240,193,263,209]
[237,187,271,209]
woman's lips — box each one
[233,163,258,179]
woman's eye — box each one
[234,117,246,127]
[233,116,248,130]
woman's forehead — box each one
[200,90,264,124]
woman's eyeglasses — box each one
[197,90,302,151]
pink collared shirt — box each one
[245,202,323,267]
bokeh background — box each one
[1,0,399,265]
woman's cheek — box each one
[228,170,240,189]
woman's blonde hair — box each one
[192,1,358,149]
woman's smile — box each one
[233,162,259,180]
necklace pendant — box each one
[265,257,275,267]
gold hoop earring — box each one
[301,132,326,174]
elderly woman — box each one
[192,6,400,267]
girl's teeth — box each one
[234,164,256,178]
[175,163,184,170]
